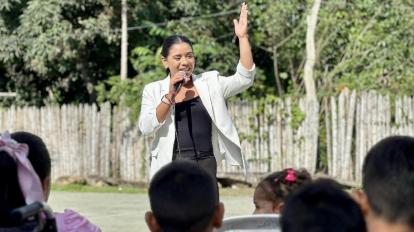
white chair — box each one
[215,214,281,232]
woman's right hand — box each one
[167,71,185,99]
[156,71,185,123]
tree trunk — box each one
[273,46,284,96]
[120,0,128,80]
[288,57,299,94]
[303,0,321,100]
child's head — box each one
[11,131,51,183]
[0,131,51,227]
[11,131,52,200]
[281,178,367,232]
[253,168,311,214]
[360,136,414,230]
[0,149,26,226]
[146,161,224,232]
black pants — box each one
[173,150,217,178]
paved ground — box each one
[48,189,255,232]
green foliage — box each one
[317,0,414,96]
[130,46,164,75]
[1,0,414,110]
[248,0,414,97]
[0,0,22,11]
[290,101,306,130]
[0,0,120,106]
[96,74,156,121]
[249,0,308,96]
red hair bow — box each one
[285,169,296,183]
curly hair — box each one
[257,168,312,204]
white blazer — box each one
[139,62,256,178]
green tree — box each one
[249,0,308,96]
[0,0,119,105]
[318,0,414,95]
[2,0,414,109]
[248,0,414,97]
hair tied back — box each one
[285,168,297,183]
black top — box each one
[173,96,213,155]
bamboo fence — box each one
[1,92,414,184]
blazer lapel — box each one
[194,73,215,123]
[160,76,170,95]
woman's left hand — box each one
[233,2,249,39]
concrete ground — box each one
[48,189,255,232]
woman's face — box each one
[161,42,195,78]
[253,185,281,214]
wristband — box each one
[161,94,172,105]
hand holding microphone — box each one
[171,71,190,92]
[167,71,189,104]
[174,71,187,93]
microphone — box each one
[174,71,187,93]
[175,81,183,93]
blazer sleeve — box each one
[218,61,256,99]
[138,84,165,135]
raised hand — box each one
[233,2,249,39]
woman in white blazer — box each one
[139,2,255,179]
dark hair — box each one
[281,178,367,232]
[362,135,414,227]
[0,151,26,227]
[256,168,311,204]
[11,131,51,181]
[148,161,219,232]
[161,35,193,58]
[0,132,51,227]
[161,35,193,74]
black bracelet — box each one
[161,94,172,105]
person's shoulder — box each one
[144,78,168,91]
[198,70,219,80]
[145,79,166,87]
[54,209,102,232]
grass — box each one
[220,186,255,197]
[52,184,147,194]
[52,184,255,197]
